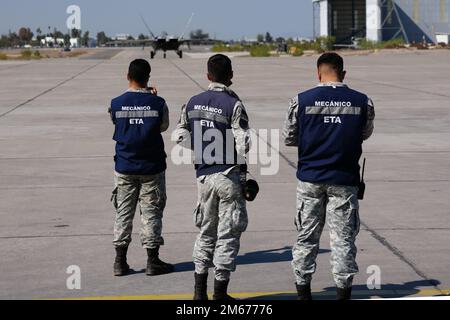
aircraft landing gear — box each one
[150,51,155,59]
[163,52,167,59]
[177,50,183,59]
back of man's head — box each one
[128,59,151,85]
[317,52,344,76]
[207,54,233,85]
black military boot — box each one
[113,246,130,276]
[193,273,209,300]
[336,287,352,300]
[213,279,235,300]
[295,283,312,300]
[146,247,174,276]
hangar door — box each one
[330,0,367,44]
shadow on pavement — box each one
[174,246,330,273]
[246,279,444,300]
[120,268,146,276]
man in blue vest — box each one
[109,59,174,277]
[175,54,251,300]
[283,52,375,300]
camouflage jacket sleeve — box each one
[174,103,192,149]
[282,96,299,147]
[231,100,251,157]
[363,97,375,140]
[160,102,170,132]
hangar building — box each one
[312,0,450,44]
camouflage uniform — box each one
[283,85,375,289]
[112,171,167,249]
[292,181,360,288]
[193,166,248,281]
[110,87,170,250]
[175,82,251,281]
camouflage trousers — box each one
[112,171,166,249]
[193,167,248,281]
[292,181,360,289]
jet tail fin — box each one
[179,13,194,41]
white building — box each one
[40,36,55,47]
[40,37,65,47]
[115,34,131,41]
[70,38,80,48]
[436,32,450,44]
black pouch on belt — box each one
[358,158,366,200]
[243,179,259,202]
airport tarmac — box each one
[0,48,449,300]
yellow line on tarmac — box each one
[53,289,450,300]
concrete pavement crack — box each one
[0,60,104,119]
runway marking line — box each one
[51,289,450,300]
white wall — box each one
[70,38,79,48]
[436,33,450,44]
[366,0,382,41]
[319,0,330,36]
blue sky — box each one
[0,0,314,40]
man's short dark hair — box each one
[128,59,151,84]
[317,52,344,74]
[208,54,232,84]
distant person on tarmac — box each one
[175,54,251,300]
[109,59,174,277]
[282,52,375,300]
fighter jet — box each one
[107,13,194,59]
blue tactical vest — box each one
[297,84,368,186]
[110,91,167,175]
[186,90,243,177]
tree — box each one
[18,27,33,43]
[190,29,209,40]
[36,27,42,40]
[71,28,81,39]
[8,31,20,47]
[138,33,149,40]
[256,34,264,43]
[97,31,109,46]
[64,34,71,47]
[82,31,90,47]
[127,35,135,41]
[265,32,273,43]
[0,35,11,48]
[53,29,64,39]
